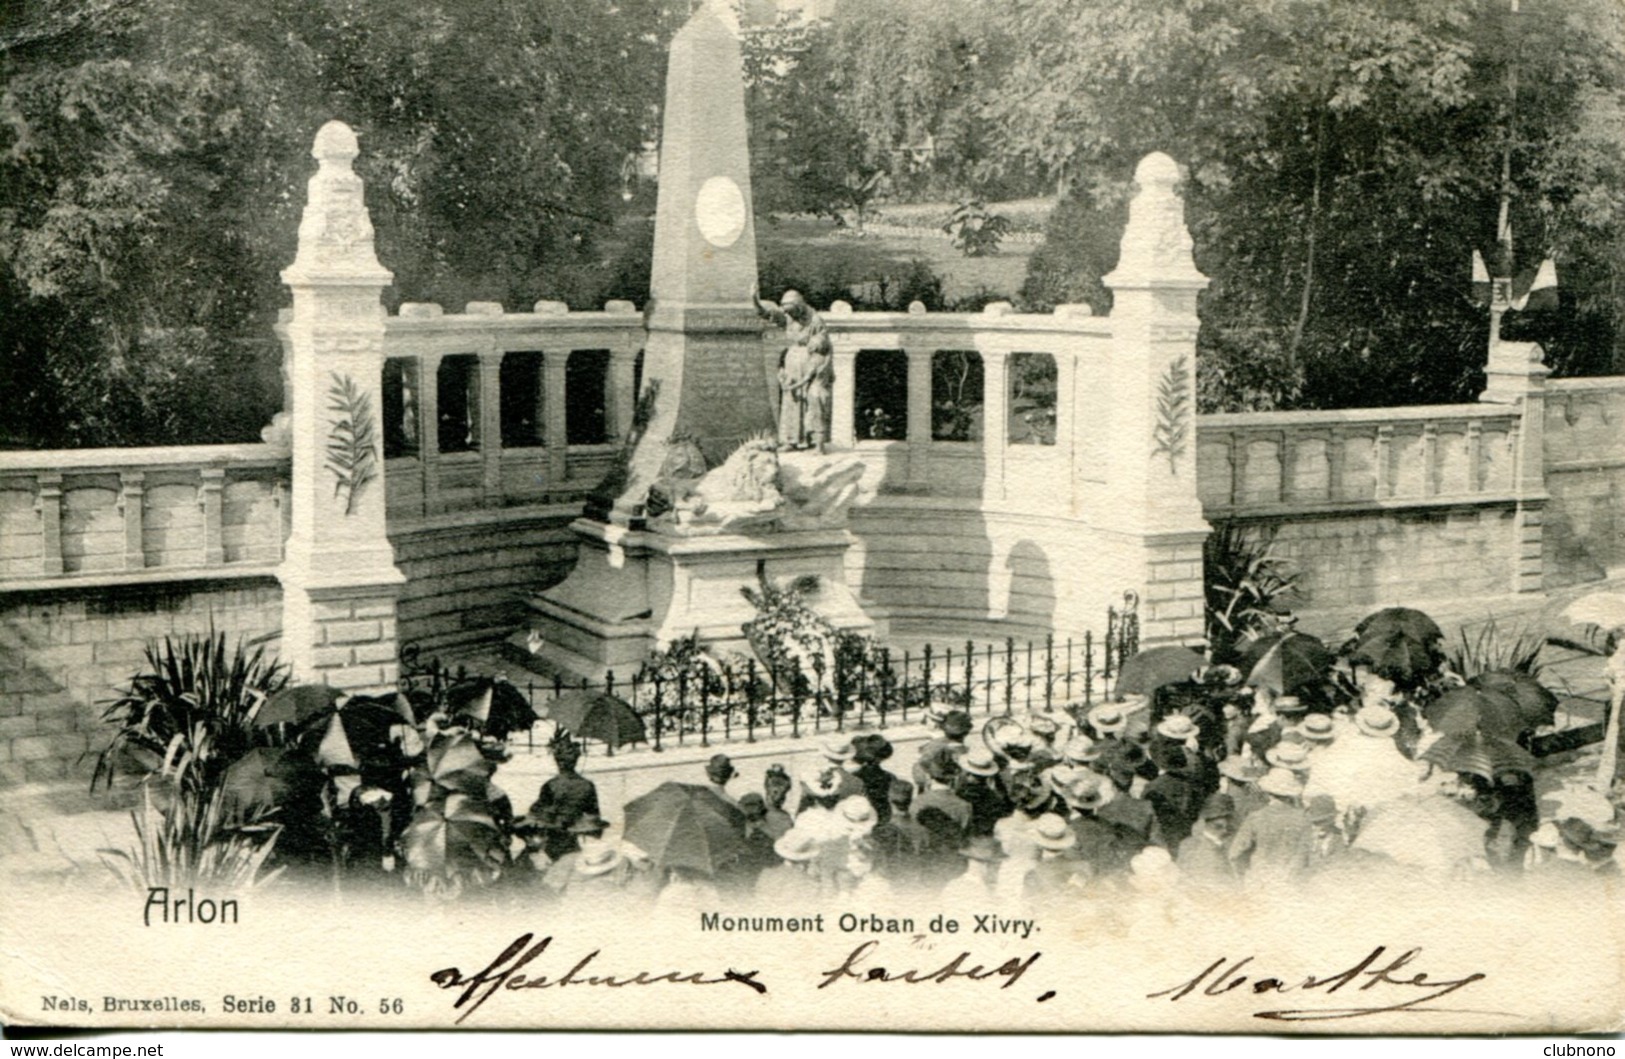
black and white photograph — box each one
[0,0,1622,1039]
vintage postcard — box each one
[2,0,1623,1037]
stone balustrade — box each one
[287,300,646,521]
[1195,403,1526,517]
[805,302,1112,512]
[0,444,289,589]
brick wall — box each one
[390,510,581,657]
[0,579,281,788]
[1221,504,1518,618]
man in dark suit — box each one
[527,739,599,862]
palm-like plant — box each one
[99,783,282,892]
[1204,522,1301,664]
[92,629,289,794]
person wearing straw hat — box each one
[913,747,973,890]
[1264,739,1313,775]
[940,835,1007,904]
[1227,766,1313,885]
[1304,794,1349,865]
[1144,743,1204,848]
[1293,712,1337,750]
[569,842,633,903]
[757,827,825,902]
[1025,713,1063,770]
[956,745,1012,837]
[1025,812,1090,901]
[1057,770,1133,879]
[526,739,601,863]
[990,768,1053,895]
[1061,733,1100,768]
[798,737,864,812]
[1303,704,1424,813]
[1177,792,1239,890]
[539,813,611,897]
[1217,754,1269,822]
[1086,701,1132,742]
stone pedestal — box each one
[525,521,873,680]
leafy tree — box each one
[1,0,681,447]
[744,14,888,229]
[987,0,1625,409]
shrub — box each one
[1018,185,1130,313]
[943,200,1011,257]
[1447,620,1545,679]
[1203,522,1300,663]
[94,630,289,794]
[99,783,282,892]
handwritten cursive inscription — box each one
[429,933,767,1024]
[817,939,1046,996]
[1148,945,1511,1022]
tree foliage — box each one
[1,0,681,446]
[983,0,1625,408]
[754,0,1625,409]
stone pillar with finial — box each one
[277,120,405,690]
[1097,152,1212,646]
[1481,324,1550,595]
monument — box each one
[520,2,874,679]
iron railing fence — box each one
[505,595,1141,755]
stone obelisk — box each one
[605,2,774,523]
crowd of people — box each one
[508,675,1623,909]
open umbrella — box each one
[1468,670,1558,732]
[1423,686,1529,740]
[1422,729,1537,782]
[413,732,496,802]
[446,678,538,741]
[1350,629,1441,689]
[1355,607,1445,646]
[1113,645,1204,698]
[400,791,506,875]
[1239,631,1334,697]
[254,684,343,728]
[546,690,646,749]
[622,781,748,877]
[301,694,415,770]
